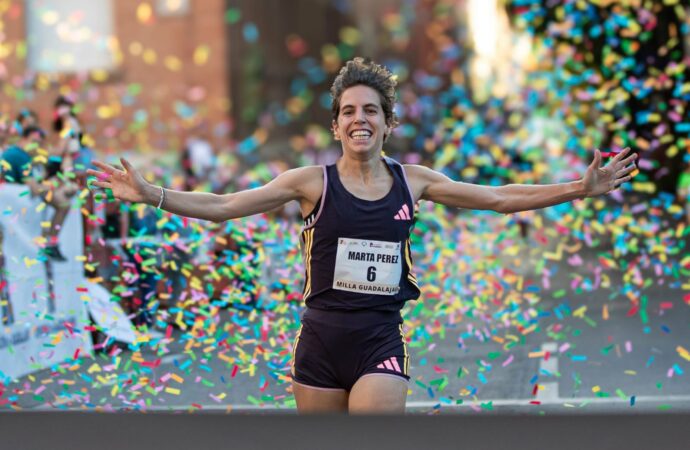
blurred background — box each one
[0,0,689,414]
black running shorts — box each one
[291,308,410,391]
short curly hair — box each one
[330,58,399,138]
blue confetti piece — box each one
[243,22,259,43]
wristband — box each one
[156,186,166,209]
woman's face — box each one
[332,85,390,158]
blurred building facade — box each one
[0,0,229,154]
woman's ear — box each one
[332,121,340,141]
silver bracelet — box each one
[156,185,166,209]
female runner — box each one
[88,58,637,414]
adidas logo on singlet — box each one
[393,204,411,221]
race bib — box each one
[333,237,402,295]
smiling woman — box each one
[87,57,638,414]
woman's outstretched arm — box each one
[88,158,321,222]
[405,148,638,214]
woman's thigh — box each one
[292,380,348,414]
[348,374,408,414]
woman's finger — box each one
[611,147,631,163]
[120,157,134,172]
[90,181,112,189]
[591,148,602,169]
[615,175,632,186]
[620,153,637,166]
[86,169,110,180]
[93,160,119,175]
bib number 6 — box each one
[366,266,377,282]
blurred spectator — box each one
[0,115,9,150]
[11,108,39,137]
[0,125,77,260]
[51,95,95,182]
[181,124,216,191]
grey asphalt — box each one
[6,211,690,415]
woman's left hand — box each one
[582,147,638,197]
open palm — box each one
[582,147,638,197]
[87,158,150,203]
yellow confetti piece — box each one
[143,48,157,65]
[40,10,60,25]
[97,105,113,119]
[90,69,109,82]
[339,27,361,46]
[521,324,537,335]
[137,3,153,23]
[129,41,143,56]
[543,243,564,260]
[217,352,234,364]
[193,45,210,65]
[677,346,690,362]
[164,55,182,71]
[170,373,184,383]
[23,257,38,268]
[573,305,587,318]
[165,387,181,395]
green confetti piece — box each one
[146,386,158,396]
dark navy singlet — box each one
[301,156,420,311]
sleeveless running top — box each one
[301,156,420,311]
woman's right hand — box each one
[87,158,154,204]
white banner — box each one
[0,184,133,380]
